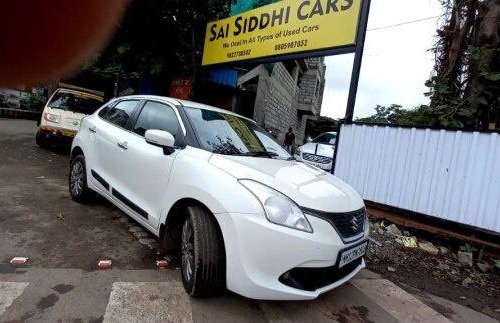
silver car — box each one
[295,132,337,171]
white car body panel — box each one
[71,96,368,300]
[209,155,364,213]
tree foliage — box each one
[426,0,500,129]
[82,0,230,90]
[356,104,435,127]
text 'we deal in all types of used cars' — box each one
[69,95,369,300]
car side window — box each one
[132,101,180,139]
[98,106,110,118]
[102,100,138,129]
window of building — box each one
[283,60,297,78]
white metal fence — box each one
[334,123,500,234]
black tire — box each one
[69,155,95,203]
[36,131,50,149]
[181,206,225,297]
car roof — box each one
[55,88,104,101]
[118,95,255,122]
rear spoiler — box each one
[58,82,104,98]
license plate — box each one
[338,241,368,268]
[62,131,76,137]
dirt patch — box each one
[36,293,59,311]
[366,220,500,320]
[52,284,75,294]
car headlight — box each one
[239,180,313,233]
[44,113,59,123]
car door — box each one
[111,100,184,229]
[86,99,140,195]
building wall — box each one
[238,58,326,146]
[254,62,305,144]
[298,57,325,116]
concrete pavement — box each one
[0,266,496,322]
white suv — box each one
[69,96,368,300]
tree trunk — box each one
[467,0,500,129]
[430,0,477,108]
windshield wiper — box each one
[228,151,279,158]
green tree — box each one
[82,0,230,94]
[427,0,500,129]
[356,104,435,127]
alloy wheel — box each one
[70,160,84,196]
[181,219,195,282]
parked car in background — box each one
[295,132,337,172]
[36,85,104,148]
[69,96,368,300]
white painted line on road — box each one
[103,282,192,323]
[0,282,29,317]
[351,279,452,323]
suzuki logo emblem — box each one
[351,216,359,232]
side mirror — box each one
[145,129,175,154]
[306,137,313,143]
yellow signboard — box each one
[202,0,363,66]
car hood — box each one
[298,142,335,158]
[209,155,364,213]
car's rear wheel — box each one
[35,131,50,149]
[69,155,95,203]
[181,206,225,297]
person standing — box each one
[284,127,295,153]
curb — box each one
[0,108,41,121]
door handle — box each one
[117,141,128,150]
[89,125,97,133]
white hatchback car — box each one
[69,96,368,300]
[295,132,337,171]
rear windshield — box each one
[47,91,103,114]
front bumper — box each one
[215,212,367,300]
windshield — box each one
[48,90,103,114]
[313,133,337,145]
[185,107,291,160]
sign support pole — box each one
[332,0,371,175]
[345,0,371,122]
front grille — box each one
[279,257,362,291]
[303,208,366,242]
[302,153,332,164]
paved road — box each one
[0,119,496,322]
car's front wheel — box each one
[181,206,225,297]
[69,154,95,203]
